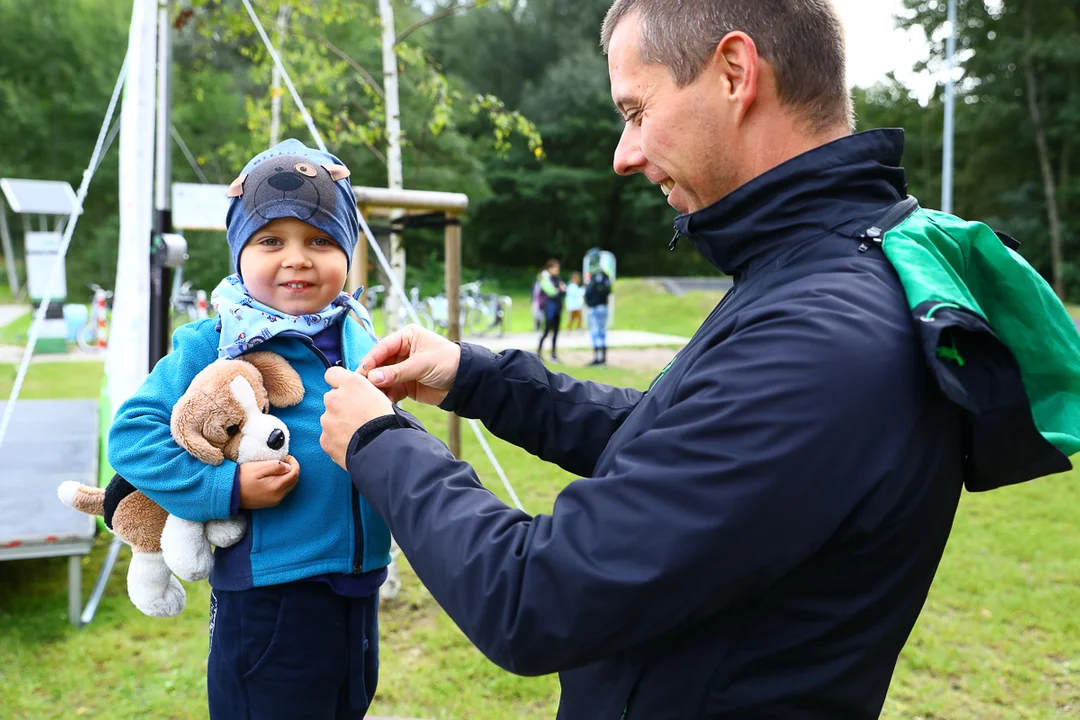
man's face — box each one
[608,14,737,214]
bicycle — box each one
[469,293,512,337]
[76,283,113,353]
[171,280,209,325]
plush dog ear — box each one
[240,352,305,408]
[226,173,248,198]
[170,401,226,466]
[321,163,351,182]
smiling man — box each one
[317,1,1073,718]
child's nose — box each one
[281,247,313,268]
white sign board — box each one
[25,231,67,300]
[172,183,229,231]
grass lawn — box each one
[1,286,1078,719]
[365,277,725,340]
[0,360,103,399]
[0,309,30,345]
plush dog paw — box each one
[161,515,215,582]
[205,516,247,548]
[127,552,187,618]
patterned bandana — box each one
[211,274,375,360]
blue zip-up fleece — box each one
[345,130,975,718]
[108,317,392,589]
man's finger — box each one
[368,354,428,388]
[359,327,414,374]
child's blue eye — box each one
[312,238,331,247]
[259,237,283,246]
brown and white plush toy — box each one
[58,352,304,617]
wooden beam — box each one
[445,215,462,458]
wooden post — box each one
[348,207,370,296]
[445,214,462,458]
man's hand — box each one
[357,324,461,407]
[238,456,300,509]
[320,367,395,468]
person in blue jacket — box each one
[109,139,391,719]
[318,0,1076,718]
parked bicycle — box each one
[171,280,209,325]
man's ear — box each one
[226,173,248,198]
[715,31,759,121]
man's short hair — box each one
[601,0,853,132]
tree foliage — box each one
[1,0,1078,299]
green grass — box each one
[365,277,726,340]
[1066,304,1080,319]
[2,284,1078,719]
[0,361,103,399]
[0,309,30,345]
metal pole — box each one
[446,215,461,458]
[942,0,956,215]
[0,200,19,293]
[379,0,406,331]
[150,0,173,367]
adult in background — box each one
[319,0,1080,717]
[536,258,565,362]
[583,267,612,366]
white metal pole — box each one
[379,0,406,330]
[942,0,956,214]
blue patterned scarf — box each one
[211,274,375,359]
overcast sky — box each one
[832,0,936,99]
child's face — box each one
[239,217,348,316]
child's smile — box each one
[239,217,348,316]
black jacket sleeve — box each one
[439,342,643,477]
[348,313,928,677]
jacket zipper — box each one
[237,329,365,574]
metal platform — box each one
[0,398,98,624]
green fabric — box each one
[884,208,1080,457]
[540,271,560,298]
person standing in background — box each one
[584,267,612,366]
[565,271,585,332]
[537,258,565,362]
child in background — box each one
[108,139,391,719]
[565,271,585,331]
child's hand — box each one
[238,456,300,509]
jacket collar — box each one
[673,129,908,277]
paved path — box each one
[463,329,690,353]
[0,304,27,328]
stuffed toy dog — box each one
[58,352,304,617]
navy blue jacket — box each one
[347,130,966,718]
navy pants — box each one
[208,582,379,719]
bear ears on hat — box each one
[226,163,352,199]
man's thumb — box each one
[369,357,422,387]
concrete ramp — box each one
[0,399,98,623]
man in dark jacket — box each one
[318,1,1061,717]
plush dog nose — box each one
[268,172,304,192]
[267,429,286,451]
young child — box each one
[108,139,390,719]
[565,271,585,331]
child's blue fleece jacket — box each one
[107,316,392,589]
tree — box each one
[901,0,1080,299]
